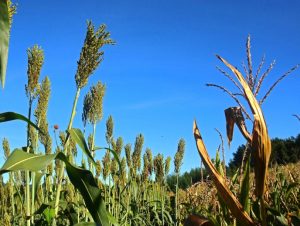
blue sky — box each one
[0,0,300,174]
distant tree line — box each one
[167,134,300,191]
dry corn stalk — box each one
[193,121,255,226]
[217,55,271,197]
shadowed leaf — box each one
[240,155,251,213]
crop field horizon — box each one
[0,1,299,225]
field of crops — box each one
[0,1,299,226]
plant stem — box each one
[9,173,15,216]
[31,120,40,223]
[53,88,81,219]
[175,173,179,226]
[26,96,33,226]
[260,196,267,226]
[89,123,96,173]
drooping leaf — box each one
[94,146,122,174]
[225,107,251,146]
[0,111,42,133]
[224,108,235,146]
[0,149,57,175]
[217,55,271,197]
[0,149,111,226]
[240,155,250,213]
[34,171,44,200]
[69,128,96,166]
[193,121,254,226]
[0,0,10,88]
[58,153,110,226]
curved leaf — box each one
[69,128,96,166]
[0,0,10,88]
[0,149,56,174]
[34,171,44,200]
[0,149,111,226]
[217,55,271,197]
[193,121,255,226]
[57,153,110,226]
[0,111,42,133]
[94,147,121,174]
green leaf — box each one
[0,149,111,226]
[0,149,56,174]
[286,182,299,197]
[276,214,288,226]
[74,223,98,226]
[0,112,42,133]
[57,153,110,226]
[69,128,96,166]
[34,171,44,200]
[0,0,10,88]
[94,147,122,174]
[240,155,250,213]
[34,203,51,215]
[231,168,239,185]
[43,207,55,224]
[107,211,119,225]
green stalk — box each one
[31,120,40,223]
[260,196,267,226]
[175,173,179,226]
[89,123,96,173]
[9,172,15,216]
[26,96,33,226]
[77,193,80,224]
[53,88,81,218]
[161,185,164,226]
[108,175,111,213]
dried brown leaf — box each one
[217,55,271,197]
[193,121,255,226]
[225,108,235,146]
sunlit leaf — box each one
[0,149,111,226]
[0,111,42,133]
[0,149,56,174]
[193,121,254,226]
[69,128,96,166]
[0,0,10,87]
[59,153,110,225]
[217,55,271,197]
[94,146,122,174]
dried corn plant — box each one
[194,36,298,226]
